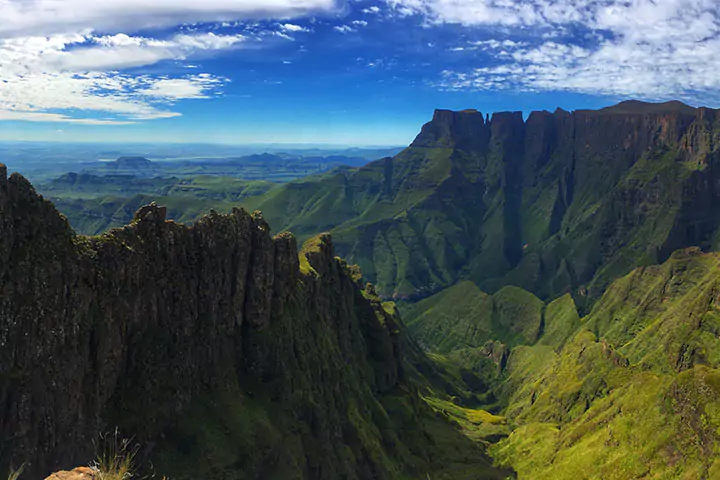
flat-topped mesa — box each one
[489,111,525,137]
[411,101,718,154]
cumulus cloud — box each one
[391,0,720,103]
[362,6,381,14]
[0,31,245,123]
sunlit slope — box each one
[402,281,545,352]
[493,248,720,479]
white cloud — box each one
[0,0,337,38]
[382,0,589,26]
[0,0,331,125]
[280,23,311,33]
[0,111,135,125]
[352,20,369,27]
[334,25,355,33]
[0,31,246,124]
[362,6,382,14]
[138,76,226,100]
[393,0,720,104]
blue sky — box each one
[1,0,718,146]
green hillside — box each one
[400,248,720,478]
[495,249,720,478]
[236,103,720,308]
[402,281,544,353]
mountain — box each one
[402,246,720,477]
[490,247,720,478]
[0,165,510,479]
[403,281,547,352]
[243,100,720,308]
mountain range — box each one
[7,99,720,479]
[245,100,720,310]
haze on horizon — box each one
[1,0,719,146]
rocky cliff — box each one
[0,166,507,479]
[238,101,720,307]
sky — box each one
[1,0,719,146]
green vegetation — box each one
[400,249,720,478]
[490,249,720,478]
[402,281,545,353]
[15,102,720,479]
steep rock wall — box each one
[0,166,412,479]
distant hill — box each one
[110,156,154,170]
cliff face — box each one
[243,101,720,305]
[0,166,463,479]
[508,103,720,305]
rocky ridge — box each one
[0,165,505,479]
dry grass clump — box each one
[7,464,24,480]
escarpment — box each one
[231,101,720,306]
[0,166,448,479]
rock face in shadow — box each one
[0,167,416,479]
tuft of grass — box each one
[92,430,138,480]
[7,464,24,480]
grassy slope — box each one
[492,248,720,479]
[402,281,544,353]
[248,146,473,299]
[402,250,720,478]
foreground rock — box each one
[44,467,95,480]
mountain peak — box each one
[413,109,487,148]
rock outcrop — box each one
[0,167,474,479]
[44,467,96,480]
